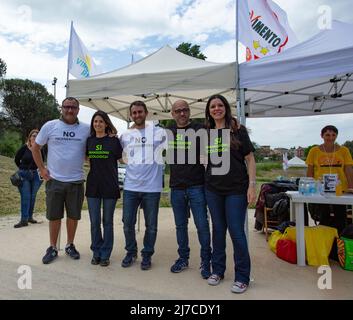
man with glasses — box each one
[120,101,167,270]
[32,97,90,264]
[167,100,211,279]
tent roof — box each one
[92,45,221,77]
[68,21,353,121]
[67,45,236,121]
[287,156,307,168]
[239,21,353,117]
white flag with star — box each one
[68,23,100,78]
[238,0,298,61]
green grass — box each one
[256,162,282,172]
[0,155,89,216]
[251,163,306,208]
[0,156,304,215]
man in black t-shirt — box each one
[166,100,211,279]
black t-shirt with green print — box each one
[86,135,123,198]
[205,126,255,195]
[168,122,205,189]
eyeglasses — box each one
[174,108,190,114]
[62,105,79,110]
[31,134,38,137]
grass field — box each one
[0,155,306,216]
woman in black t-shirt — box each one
[204,95,256,294]
[86,111,123,267]
[14,129,43,228]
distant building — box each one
[273,148,288,156]
[288,147,296,158]
[259,145,271,157]
[258,146,305,160]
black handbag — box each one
[10,171,23,187]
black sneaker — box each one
[141,256,152,270]
[42,246,58,264]
[121,254,137,268]
[91,257,100,265]
[100,259,110,267]
[200,261,211,279]
[14,221,28,228]
[28,218,38,224]
[170,258,189,273]
[65,243,80,260]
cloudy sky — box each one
[1,0,352,148]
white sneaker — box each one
[207,274,223,286]
[231,281,248,294]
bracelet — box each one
[249,181,256,186]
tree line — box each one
[0,57,60,157]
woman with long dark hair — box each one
[14,129,44,228]
[204,94,256,294]
[86,110,123,266]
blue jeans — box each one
[87,197,117,260]
[205,189,251,285]
[18,169,42,221]
[122,190,161,257]
[171,186,211,263]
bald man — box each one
[167,100,211,279]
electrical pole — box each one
[52,77,57,107]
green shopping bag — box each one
[337,237,353,271]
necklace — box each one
[322,144,336,174]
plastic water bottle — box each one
[304,179,311,195]
[308,178,316,195]
[299,177,316,195]
[299,178,306,195]
[316,180,323,195]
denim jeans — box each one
[87,197,117,260]
[18,169,42,221]
[122,190,161,257]
[205,189,251,285]
[171,186,211,263]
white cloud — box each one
[1,0,353,148]
[168,0,234,37]
[0,0,236,52]
[192,33,209,44]
[274,0,353,41]
[0,35,67,92]
[204,41,247,63]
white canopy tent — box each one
[287,156,307,168]
[239,21,353,118]
[67,21,353,122]
[67,45,236,121]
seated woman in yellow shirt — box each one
[306,125,353,234]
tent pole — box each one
[235,0,249,246]
[65,21,73,98]
[235,0,246,126]
[239,88,246,125]
[236,3,251,280]
[235,0,241,123]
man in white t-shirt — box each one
[32,97,90,264]
[120,101,167,270]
